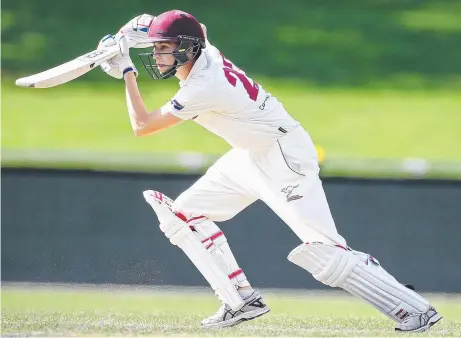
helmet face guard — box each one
[138,35,205,80]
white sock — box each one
[238,287,254,300]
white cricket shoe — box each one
[201,290,270,329]
[395,307,442,332]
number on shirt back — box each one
[221,54,259,101]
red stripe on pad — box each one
[201,231,223,243]
[173,212,206,224]
[205,243,213,250]
[186,215,206,223]
[175,212,187,222]
[209,231,223,241]
[228,269,243,280]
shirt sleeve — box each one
[160,84,210,120]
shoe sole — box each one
[395,313,443,333]
[201,307,270,329]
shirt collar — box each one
[179,48,209,87]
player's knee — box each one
[287,242,359,287]
[143,190,191,245]
[156,209,192,246]
[159,217,188,245]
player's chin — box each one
[157,64,173,73]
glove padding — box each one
[115,14,156,49]
[98,34,137,80]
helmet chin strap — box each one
[160,61,178,79]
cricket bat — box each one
[15,45,120,88]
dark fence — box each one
[2,168,460,292]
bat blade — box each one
[15,46,120,88]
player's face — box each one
[152,42,177,73]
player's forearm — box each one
[124,73,182,136]
[124,73,150,135]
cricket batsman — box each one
[97,10,442,332]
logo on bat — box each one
[81,50,107,60]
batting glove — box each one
[115,14,156,49]
[98,34,137,80]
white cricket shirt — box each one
[161,43,300,151]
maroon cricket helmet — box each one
[148,10,205,42]
[138,10,206,79]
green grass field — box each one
[2,285,461,337]
[4,1,461,88]
[2,79,461,161]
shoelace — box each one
[402,312,428,324]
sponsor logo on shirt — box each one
[171,99,185,111]
[259,93,270,110]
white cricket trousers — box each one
[173,126,346,246]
